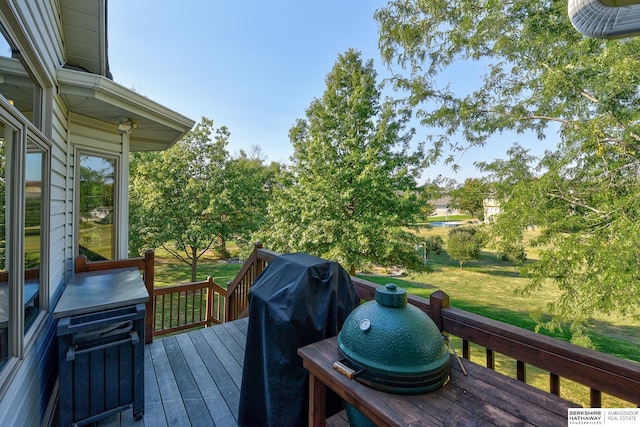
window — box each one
[0,123,14,369]
[0,28,48,379]
[77,153,117,261]
[25,141,44,331]
[0,27,42,128]
[0,123,47,371]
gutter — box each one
[568,0,640,39]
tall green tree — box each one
[129,118,275,281]
[214,147,281,256]
[376,1,640,342]
[129,118,228,281]
[260,49,426,274]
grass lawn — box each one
[152,245,242,287]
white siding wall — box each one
[0,2,69,426]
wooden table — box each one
[298,336,575,427]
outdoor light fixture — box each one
[118,118,138,134]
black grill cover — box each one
[238,253,358,427]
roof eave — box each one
[57,67,194,151]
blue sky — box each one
[107,1,553,183]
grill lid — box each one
[337,284,450,394]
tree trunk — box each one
[218,234,227,258]
[190,247,198,282]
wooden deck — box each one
[139,318,248,427]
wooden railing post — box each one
[74,254,88,272]
[206,277,214,326]
[144,250,155,344]
[429,290,449,332]
[254,241,265,278]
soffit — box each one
[57,68,194,151]
[59,0,107,76]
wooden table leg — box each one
[309,372,327,427]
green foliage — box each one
[129,118,276,281]
[446,226,481,269]
[375,0,640,340]
[449,178,487,219]
[497,241,527,275]
[424,235,444,257]
[259,49,426,273]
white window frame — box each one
[73,148,121,261]
[0,101,51,396]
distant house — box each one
[429,196,460,217]
[89,206,111,221]
[483,197,501,223]
[0,2,193,426]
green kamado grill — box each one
[335,283,450,425]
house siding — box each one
[0,1,69,426]
[0,2,192,424]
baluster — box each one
[550,373,560,396]
[162,294,167,331]
[517,360,526,382]
[590,389,602,408]
[486,349,495,370]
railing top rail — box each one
[153,278,227,296]
[441,305,640,403]
[226,244,279,296]
[75,255,146,272]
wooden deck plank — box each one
[144,346,161,404]
[209,322,246,366]
[221,319,248,351]
[174,332,238,426]
[189,328,241,417]
[162,336,216,426]
[141,402,168,427]
[147,339,192,426]
[162,336,205,401]
[200,325,244,389]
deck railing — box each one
[74,251,228,341]
[224,242,277,321]
[74,245,640,408]
[225,244,640,408]
[152,277,227,337]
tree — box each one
[214,147,281,256]
[375,1,640,342]
[129,118,274,281]
[497,242,527,275]
[449,178,487,219]
[424,235,444,260]
[446,227,481,270]
[259,49,426,274]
